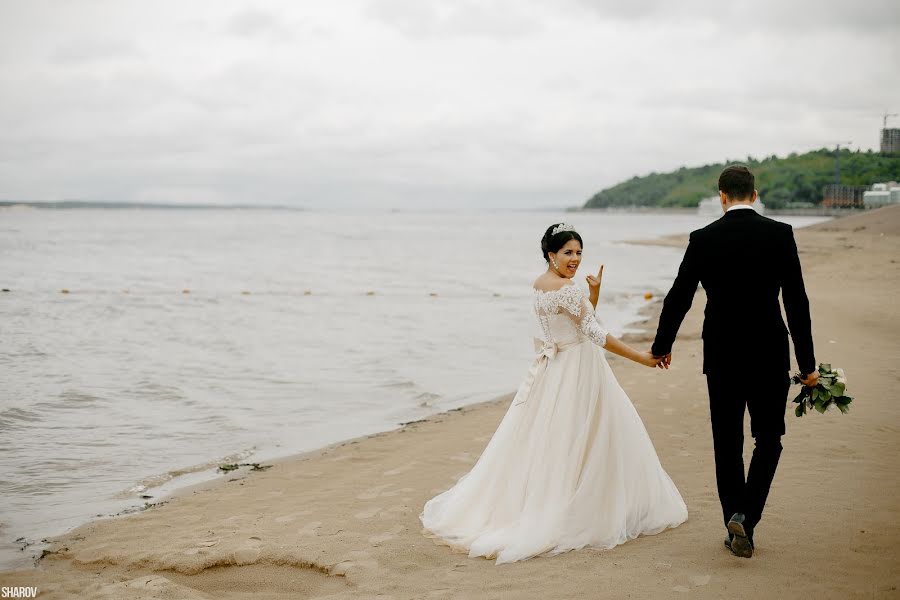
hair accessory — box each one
[551,223,576,236]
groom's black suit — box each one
[651,206,815,534]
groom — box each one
[650,164,817,558]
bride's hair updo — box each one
[541,223,583,263]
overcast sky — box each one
[1,0,898,209]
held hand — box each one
[586,265,604,295]
[652,352,671,370]
[639,352,664,368]
[799,370,819,387]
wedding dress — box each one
[419,282,688,564]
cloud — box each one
[365,0,544,39]
[49,37,144,65]
[225,8,295,41]
[567,0,900,32]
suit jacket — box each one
[651,208,816,375]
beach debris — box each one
[303,289,312,296]
[1,288,9,292]
[122,289,129,294]
[60,289,70,294]
[366,290,376,295]
[644,292,653,300]
[429,292,438,297]
[182,289,190,294]
[218,462,272,473]
[493,292,501,297]
[241,290,251,295]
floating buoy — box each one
[182,289,190,294]
[122,289,129,294]
[429,292,438,297]
[303,289,312,296]
[241,290,251,295]
[493,293,501,297]
[644,292,653,300]
[1,288,9,292]
[61,289,70,294]
[366,290,376,296]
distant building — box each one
[863,182,900,207]
[822,184,866,208]
[882,128,900,155]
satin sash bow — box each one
[512,337,584,406]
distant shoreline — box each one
[569,205,865,217]
[0,200,304,211]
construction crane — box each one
[833,141,852,184]
[884,110,898,129]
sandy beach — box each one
[2,206,898,599]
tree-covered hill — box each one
[584,149,900,209]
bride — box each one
[419,223,688,564]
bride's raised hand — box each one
[585,265,603,295]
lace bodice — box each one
[533,283,608,348]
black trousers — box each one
[706,371,790,533]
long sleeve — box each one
[556,285,608,347]
[781,227,816,374]
[652,232,701,357]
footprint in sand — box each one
[368,525,405,545]
[689,575,711,586]
[354,507,382,519]
[357,483,394,500]
[673,574,712,593]
[383,462,417,476]
[297,521,323,535]
[275,510,312,524]
[332,550,379,576]
[450,452,473,463]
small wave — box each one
[0,407,42,426]
[415,391,442,407]
[114,446,258,499]
[379,380,417,390]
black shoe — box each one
[726,513,754,558]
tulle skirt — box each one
[419,340,688,564]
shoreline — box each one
[1,271,673,573]
[2,206,897,598]
[1,292,670,574]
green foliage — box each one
[790,363,852,417]
[584,149,900,209]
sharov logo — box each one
[1,588,39,598]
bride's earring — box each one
[551,257,559,269]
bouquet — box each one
[791,363,852,417]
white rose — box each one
[836,368,847,385]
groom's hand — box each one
[799,370,819,387]
[652,352,671,369]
